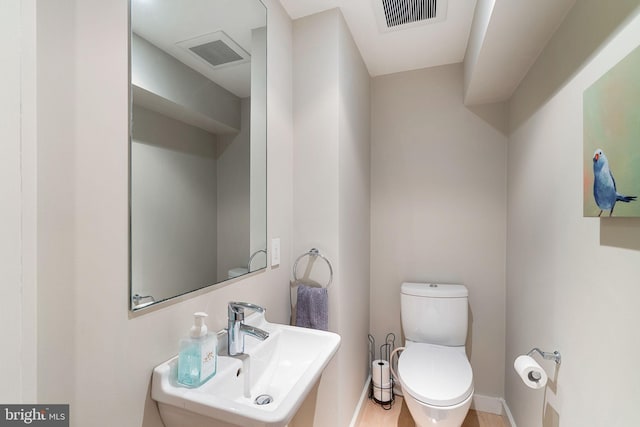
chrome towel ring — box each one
[293,248,334,288]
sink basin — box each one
[151,312,341,427]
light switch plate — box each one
[271,238,281,266]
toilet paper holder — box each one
[527,347,561,365]
[368,333,396,409]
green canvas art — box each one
[584,44,640,217]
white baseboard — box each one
[348,375,371,427]
[471,394,503,414]
[471,395,516,427]
[501,398,516,427]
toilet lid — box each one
[398,343,473,407]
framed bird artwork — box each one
[583,44,640,217]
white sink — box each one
[152,313,341,427]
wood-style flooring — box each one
[357,397,507,427]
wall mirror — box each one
[129,0,267,310]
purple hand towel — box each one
[295,284,328,331]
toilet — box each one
[396,282,474,427]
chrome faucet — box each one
[227,302,269,356]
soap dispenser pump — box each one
[177,312,217,387]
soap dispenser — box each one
[177,312,217,387]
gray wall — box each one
[337,8,372,426]
[292,9,371,427]
[506,3,640,427]
[371,63,508,400]
[0,0,37,403]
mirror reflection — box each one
[129,0,267,310]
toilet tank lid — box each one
[401,282,468,297]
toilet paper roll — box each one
[373,382,392,403]
[514,355,548,389]
[372,360,391,387]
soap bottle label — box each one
[200,338,216,380]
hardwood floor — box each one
[357,397,507,427]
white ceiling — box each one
[279,0,576,104]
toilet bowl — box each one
[396,282,474,427]
[397,342,473,427]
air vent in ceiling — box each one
[177,31,249,69]
[189,40,243,67]
[373,0,447,32]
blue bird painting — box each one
[592,148,637,216]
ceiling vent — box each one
[373,0,448,32]
[177,31,249,69]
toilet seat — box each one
[398,343,473,407]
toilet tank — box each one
[401,282,469,346]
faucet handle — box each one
[228,302,265,322]
[229,306,245,322]
[228,303,245,322]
